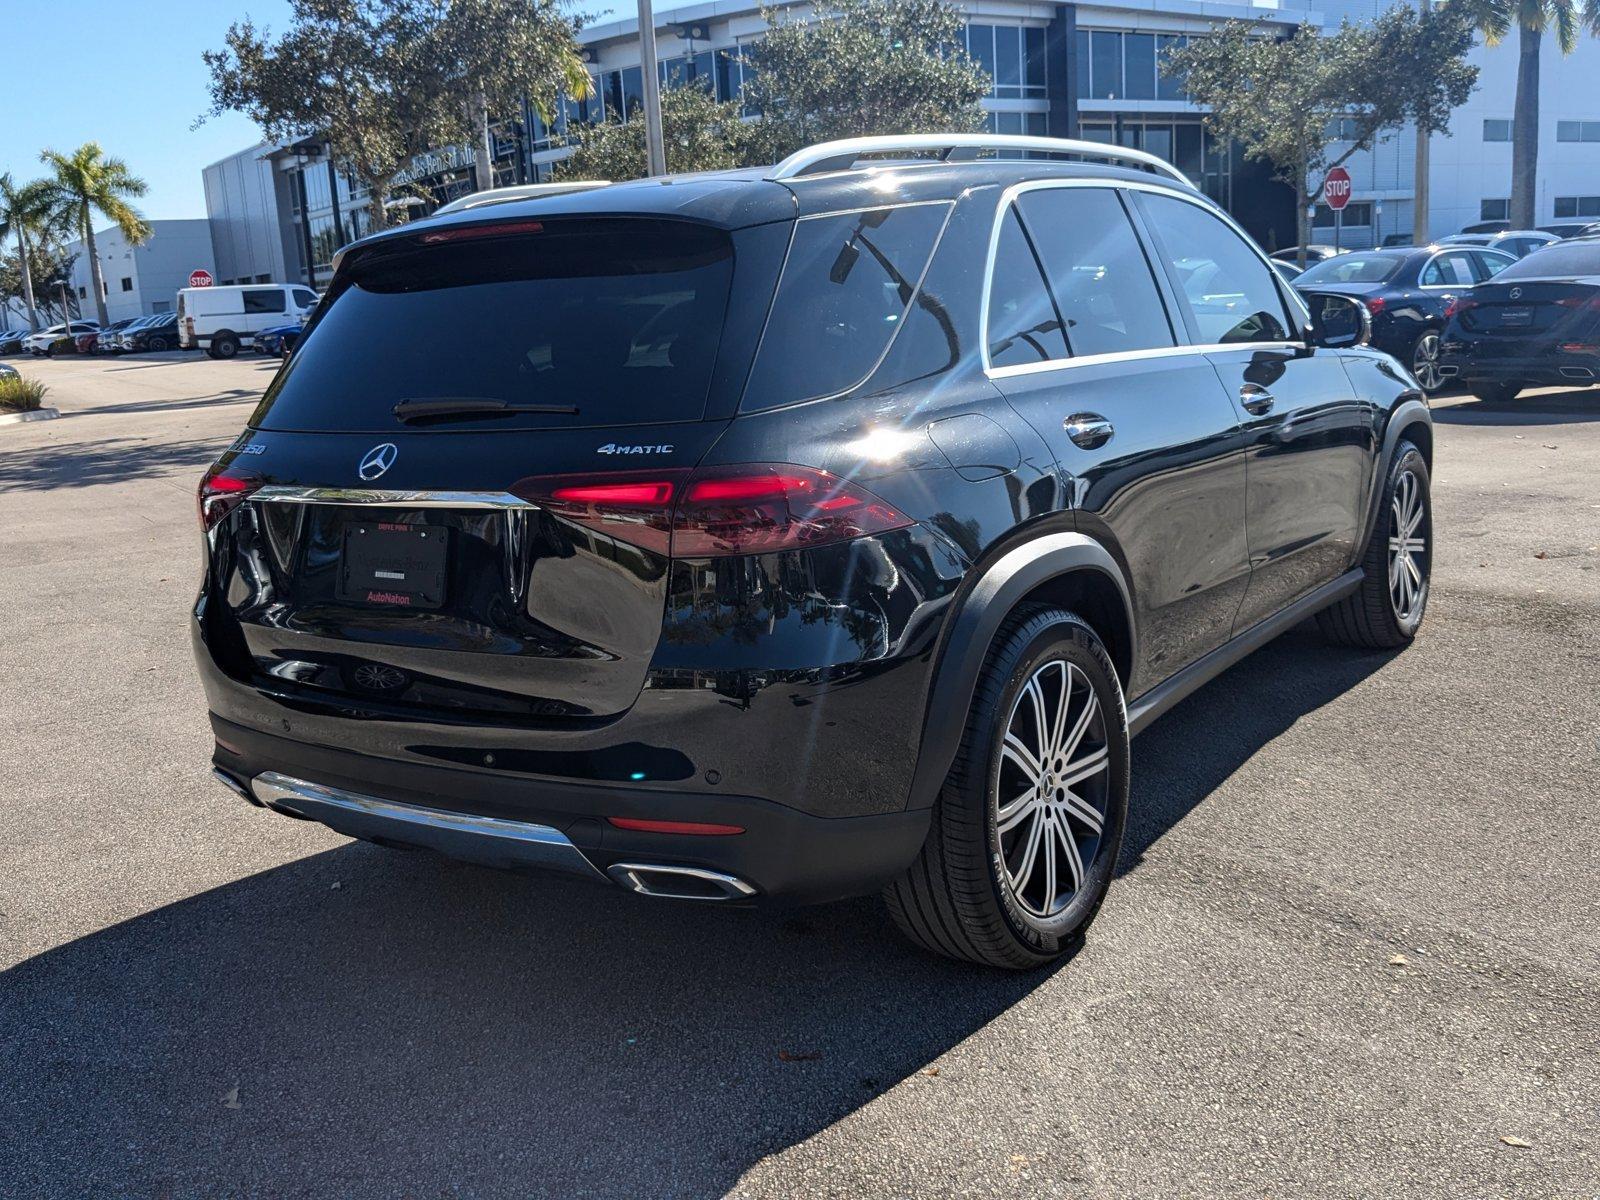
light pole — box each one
[636,0,667,177]
[1413,0,1432,245]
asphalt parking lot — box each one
[1,353,1596,1198]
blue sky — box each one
[0,1,654,222]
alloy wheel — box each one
[1412,333,1443,392]
[1388,468,1428,621]
[995,660,1110,919]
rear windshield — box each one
[1493,242,1600,280]
[1296,254,1404,285]
[252,219,734,432]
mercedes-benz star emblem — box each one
[358,442,398,481]
[1509,287,1523,300]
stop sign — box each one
[1323,167,1353,212]
[188,268,214,288]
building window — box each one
[1480,198,1510,221]
[965,24,1047,99]
[1075,30,1189,103]
[78,286,86,299]
[1556,120,1600,143]
[120,277,134,292]
[1482,119,1512,142]
[1326,116,1360,141]
[1555,195,1600,218]
[1313,201,1374,228]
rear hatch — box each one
[1452,280,1600,352]
[200,216,763,722]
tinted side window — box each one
[742,203,950,411]
[1019,188,1175,356]
[1420,252,1476,287]
[293,288,318,308]
[244,288,287,314]
[1140,193,1290,344]
[987,208,1067,368]
[1469,251,1512,280]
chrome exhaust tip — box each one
[212,767,260,805]
[1559,366,1595,381]
[606,862,757,901]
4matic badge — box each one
[597,443,674,455]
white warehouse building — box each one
[65,219,215,324]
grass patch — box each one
[0,374,48,413]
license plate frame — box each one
[1498,306,1533,327]
[336,521,449,609]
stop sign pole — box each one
[1323,167,1353,253]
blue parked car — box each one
[251,322,304,357]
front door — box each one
[1133,190,1371,631]
[982,186,1251,696]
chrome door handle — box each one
[1239,384,1275,415]
[1063,413,1114,450]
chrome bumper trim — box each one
[251,486,535,510]
[250,771,607,882]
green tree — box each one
[742,0,989,162]
[1460,0,1600,229]
[0,242,80,325]
[37,143,151,327]
[1170,9,1478,265]
[560,83,759,179]
[0,174,61,332]
[205,0,588,230]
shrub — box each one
[0,374,48,413]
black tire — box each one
[885,606,1130,970]
[1470,382,1521,403]
[1317,439,1431,649]
[212,333,240,360]
[1409,329,1445,394]
[147,335,168,351]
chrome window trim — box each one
[1417,246,1515,289]
[250,486,535,509]
[978,178,1310,379]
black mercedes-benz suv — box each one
[195,135,1432,969]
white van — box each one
[177,283,319,359]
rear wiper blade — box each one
[392,397,579,423]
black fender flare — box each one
[906,532,1135,811]
[1356,395,1432,559]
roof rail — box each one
[768,135,1193,188]
[433,180,611,216]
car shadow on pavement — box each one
[0,626,1398,1197]
[0,433,228,492]
[68,388,262,418]
[1433,386,1600,426]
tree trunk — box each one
[84,212,109,327]
[1509,24,1541,229]
[1295,177,1309,270]
[476,93,497,193]
[15,225,39,332]
[368,177,391,232]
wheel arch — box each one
[906,531,1136,812]
[1356,395,1433,557]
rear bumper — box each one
[210,715,931,904]
[1439,350,1600,387]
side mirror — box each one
[1301,290,1371,349]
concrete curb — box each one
[0,407,62,426]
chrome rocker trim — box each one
[250,771,608,882]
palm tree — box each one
[0,173,59,332]
[37,142,151,327]
[1465,0,1600,229]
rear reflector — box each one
[511,463,912,557]
[607,816,745,836]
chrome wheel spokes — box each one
[1387,469,1428,621]
[995,660,1110,919]
[1413,334,1442,392]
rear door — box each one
[1134,190,1371,632]
[204,216,774,721]
[984,184,1250,695]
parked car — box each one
[195,134,1431,969]
[0,361,17,380]
[122,313,181,353]
[25,320,97,355]
[1270,244,1346,264]
[250,321,304,356]
[93,318,140,353]
[177,283,319,359]
[1538,222,1600,240]
[1438,230,1559,259]
[1439,236,1600,401]
[1460,220,1511,234]
[1270,259,1305,286]
[1380,233,1414,247]
[0,328,30,354]
[1293,243,1516,391]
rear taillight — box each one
[197,466,261,531]
[510,463,913,557]
[1555,294,1600,310]
[1365,295,1387,316]
[1444,297,1474,319]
